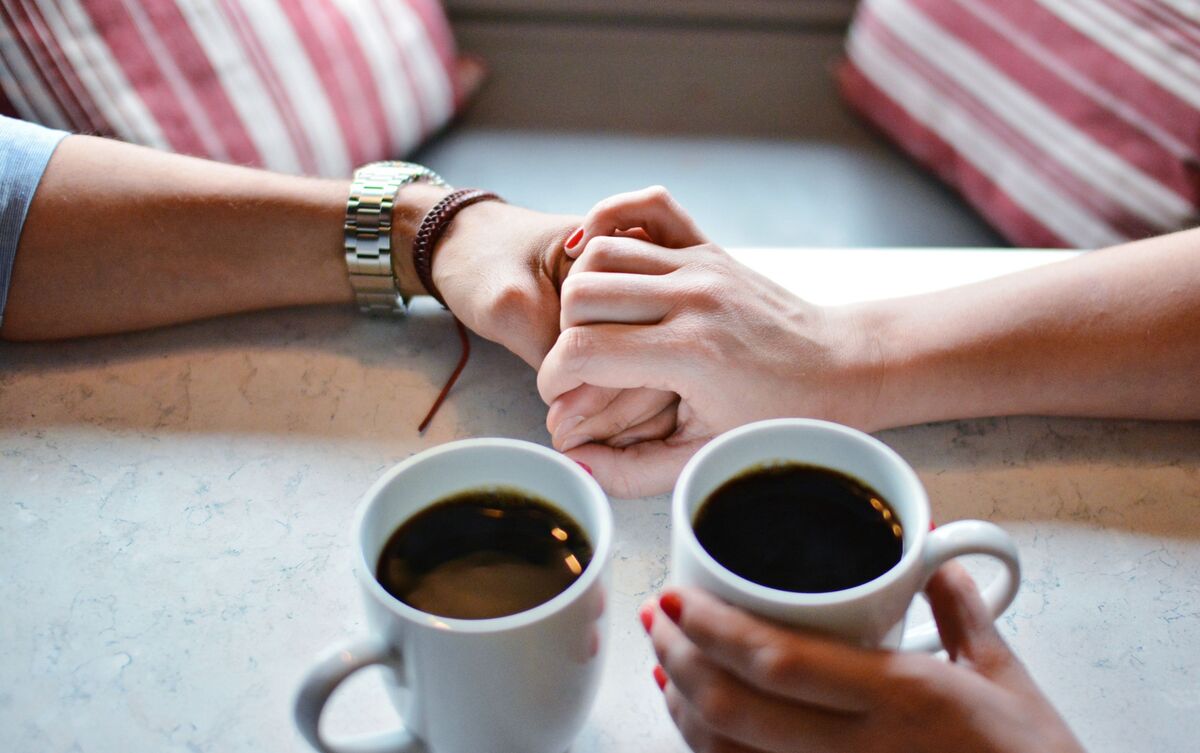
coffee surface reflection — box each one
[694,463,903,593]
[377,488,593,619]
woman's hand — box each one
[538,188,879,498]
[641,565,1087,753]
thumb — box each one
[925,561,1015,674]
[565,438,705,499]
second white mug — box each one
[672,418,1020,650]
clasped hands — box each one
[532,186,876,500]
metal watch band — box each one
[344,161,448,316]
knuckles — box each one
[746,639,804,690]
[483,280,536,329]
[558,271,603,318]
[576,235,626,270]
[554,326,595,374]
[682,272,728,315]
[641,184,675,207]
[591,184,675,219]
[691,681,745,734]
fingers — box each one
[649,598,857,753]
[600,398,678,450]
[570,235,687,276]
[925,562,1018,677]
[547,384,624,438]
[537,323,683,404]
[659,587,886,713]
[566,186,708,259]
[662,687,764,753]
[565,438,702,498]
[550,388,678,451]
[559,271,676,330]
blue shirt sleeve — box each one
[1,115,68,328]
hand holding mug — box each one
[641,571,1087,753]
[642,418,1085,753]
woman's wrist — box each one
[839,295,969,433]
[822,300,901,432]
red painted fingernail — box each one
[565,227,584,250]
[575,461,593,476]
[653,665,668,691]
[639,604,654,633]
[930,520,937,531]
[659,592,682,623]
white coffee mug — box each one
[295,438,613,753]
[672,419,1020,650]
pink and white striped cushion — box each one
[839,0,1200,248]
[0,0,479,177]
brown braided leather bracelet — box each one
[412,188,503,307]
[410,188,504,432]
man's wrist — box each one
[388,182,452,298]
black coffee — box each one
[376,488,593,619]
[693,463,903,593]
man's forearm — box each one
[850,228,1200,430]
[2,135,445,340]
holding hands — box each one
[539,187,879,497]
[538,184,1200,498]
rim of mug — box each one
[352,437,613,634]
[673,418,930,606]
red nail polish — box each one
[575,461,593,476]
[639,605,654,633]
[565,227,584,250]
[659,592,682,623]
[653,665,668,691]
[930,520,937,531]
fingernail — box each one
[653,665,668,691]
[612,435,641,449]
[554,415,585,439]
[560,434,593,453]
[565,227,584,250]
[639,604,654,633]
[575,460,593,476]
[930,520,937,531]
[659,592,682,623]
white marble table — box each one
[2,248,1197,753]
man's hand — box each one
[432,200,579,368]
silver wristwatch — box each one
[344,161,448,315]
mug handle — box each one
[899,520,1021,653]
[294,636,421,753]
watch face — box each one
[355,162,446,189]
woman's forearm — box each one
[851,228,1200,429]
[1,134,446,340]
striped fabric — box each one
[0,0,476,177]
[839,0,1200,248]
